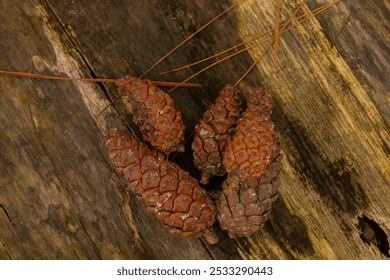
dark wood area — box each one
[0,0,389,259]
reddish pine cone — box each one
[117,75,185,155]
[217,137,282,238]
[192,85,242,184]
[105,130,216,240]
[223,88,277,184]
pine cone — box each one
[217,136,282,238]
[223,88,277,185]
[117,75,185,155]
[192,85,242,184]
[105,130,216,240]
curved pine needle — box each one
[160,1,340,76]
[0,69,203,118]
[168,1,340,93]
[0,69,202,88]
[236,1,305,85]
[160,25,281,75]
[167,36,275,93]
[0,70,116,83]
[235,43,273,86]
[272,0,281,71]
[139,0,244,78]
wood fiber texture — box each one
[1,0,389,259]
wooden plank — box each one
[0,0,211,259]
[231,0,390,259]
[308,0,390,125]
[0,0,389,259]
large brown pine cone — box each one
[217,136,282,238]
[105,130,216,240]
[117,75,185,155]
[192,85,242,184]
[223,88,277,185]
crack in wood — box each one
[78,217,103,259]
[0,204,13,225]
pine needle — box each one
[236,1,305,85]
[272,0,281,71]
[139,0,244,78]
[160,1,340,76]
[168,1,341,93]
[0,69,202,88]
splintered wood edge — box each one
[31,4,125,135]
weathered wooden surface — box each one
[0,0,389,259]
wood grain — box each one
[0,0,389,259]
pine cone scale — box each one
[192,85,242,184]
[223,89,278,184]
[172,194,192,213]
[105,130,216,239]
[216,88,282,238]
[117,76,185,154]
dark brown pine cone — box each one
[117,75,185,155]
[217,135,282,238]
[192,85,242,184]
[223,88,277,185]
[105,129,216,240]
